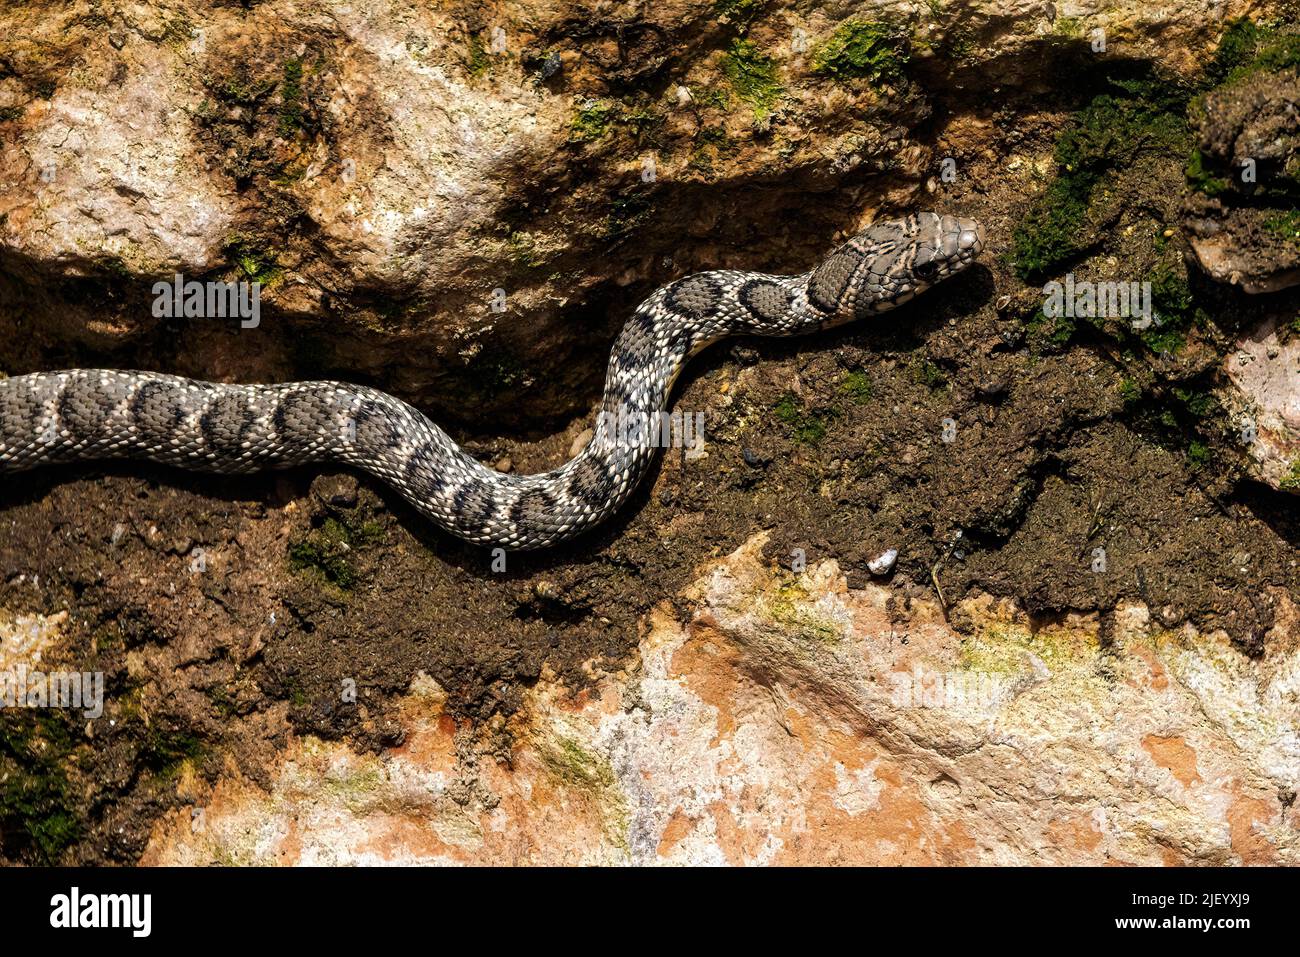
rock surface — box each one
[1184,66,1300,293]
[0,0,1265,426]
[143,535,1300,865]
[1222,319,1300,494]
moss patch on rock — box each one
[0,711,80,862]
[810,19,908,84]
[1012,73,1191,283]
[289,515,386,593]
[1204,17,1300,88]
[723,39,782,118]
[570,99,618,142]
[773,393,834,444]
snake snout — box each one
[935,214,985,267]
[957,218,985,257]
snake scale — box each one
[0,213,984,550]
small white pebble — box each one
[868,549,898,575]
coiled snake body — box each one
[0,213,984,550]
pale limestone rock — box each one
[0,610,69,672]
[142,534,1300,866]
[1221,319,1300,494]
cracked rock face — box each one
[142,535,1300,865]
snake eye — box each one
[914,260,939,281]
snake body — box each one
[0,213,984,550]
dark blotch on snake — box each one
[56,373,116,443]
[273,389,319,441]
[131,380,188,445]
[510,488,559,532]
[403,442,450,496]
[452,478,495,527]
[664,275,721,321]
[199,390,255,455]
[809,251,862,314]
[566,454,610,510]
[630,302,659,339]
[739,280,793,327]
[351,396,402,451]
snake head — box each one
[808,212,985,321]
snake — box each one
[0,213,984,551]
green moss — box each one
[604,190,653,242]
[321,761,385,812]
[1012,79,1191,282]
[285,678,309,709]
[1249,31,1300,75]
[1119,377,1141,406]
[206,683,237,718]
[277,58,304,137]
[689,125,736,175]
[1142,263,1205,354]
[566,98,662,147]
[506,230,546,269]
[1184,21,1300,210]
[1172,386,1215,419]
[1281,459,1300,491]
[539,736,617,791]
[960,622,1099,675]
[1264,209,1300,247]
[217,70,276,106]
[1024,308,1077,350]
[1049,16,1086,40]
[767,581,841,643]
[103,257,131,279]
[1011,183,1090,284]
[570,99,617,142]
[714,0,765,25]
[140,725,205,778]
[774,394,831,444]
[722,39,782,118]
[694,86,731,111]
[1186,440,1210,471]
[288,516,385,592]
[477,351,527,389]
[0,712,80,862]
[1206,18,1300,87]
[1207,18,1263,85]
[810,19,908,85]
[839,371,872,403]
[912,358,948,390]
[932,24,978,65]
[1185,148,1230,197]
[224,235,283,286]
[622,105,663,145]
[536,733,630,850]
[160,12,195,46]
[467,31,491,77]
